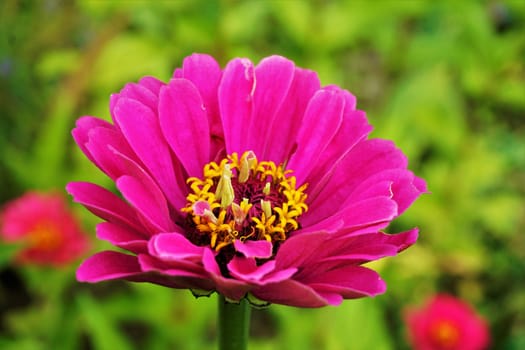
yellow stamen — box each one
[214,164,234,208]
[183,151,308,252]
[261,200,272,219]
[262,182,271,195]
[238,151,256,183]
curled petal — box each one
[149,232,205,262]
[77,251,143,282]
[234,239,273,259]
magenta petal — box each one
[218,58,255,154]
[248,56,295,157]
[137,255,214,291]
[179,54,223,139]
[252,279,334,307]
[263,67,321,163]
[77,251,142,282]
[318,245,399,265]
[303,196,398,230]
[339,196,398,228]
[138,254,209,280]
[138,76,164,95]
[305,265,386,298]
[72,116,114,167]
[234,239,273,259]
[66,181,142,232]
[307,104,373,200]
[202,249,251,301]
[287,88,345,184]
[348,169,427,216]
[392,172,428,215]
[228,257,297,285]
[84,126,138,180]
[159,78,210,177]
[116,175,174,233]
[384,227,419,252]
[295,230,416,272]
[113,97,186,210]
[308,139,408,215]
[228,257,276,282]
[149,232,205,261]
[275,231,329,270]
[96,222,148,254]
[119,82,159,112]
[348,180,394,202]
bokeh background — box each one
[1,0,524,349]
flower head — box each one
[1,191,90,266]
[405,294,490,350]
[68,54,427,307]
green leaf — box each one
[0,243,22,267]
[76,293,133,350]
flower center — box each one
[28,223,62,252]
[182,151,308,253]
[429,320,460,349]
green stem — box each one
[218,295,251,350]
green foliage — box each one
[1,0,524,349]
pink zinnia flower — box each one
[405,294,490,350]
[68,54,426,307]
[0,191,90,266]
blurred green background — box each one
[1,0,524,349]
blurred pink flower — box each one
[1,191,90,266]
[68,54,426,307]
[405,294,490,350]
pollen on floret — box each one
[182,151,308,256]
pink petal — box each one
[218,58,255,154]
[113,97,187,210]
[228,257,297,285]
[287,88,345,184]
[263,67,321,163]
[307,99,373,200]
[96,222,148,254]
[251,279,335,307]
[77,251,143,282]
[348,169,427,216]
[148,232,205,261]
[110,77,164,121]
[202,248,251,301]
[84,126,139,180]
[72,116,114,168]
[119,82,159,112]
[138,254,209,280]
[138,76,164,96]
[317,245,398,265]
[347,180,394,202]
[116,174,174,233]
[234,239,273,258]
[159,78,210,177]
[303,196,398,230]
[178,53,223,142]
[247,56,295,157]
[66,181,142,232]
[227,257,276,282]
[304,265,386,298]
[275,231,329,270]
[305,139,408,221]
[392,172,428,215]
